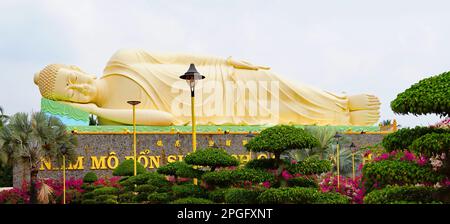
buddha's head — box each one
[34,64,98,103]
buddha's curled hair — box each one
[34,64,82,100]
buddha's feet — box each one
[348,94,381,126]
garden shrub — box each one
[81,183,101,192]
[175,165,204,179]
[81,192,95,200]
[202,170,235,187]
[95,195,117,202]
[390,71,450,117]
[135,184,157,193]
[147,192,171,204]
[245,125,319,163]
[287,158,332,175]
[112,159,147,176]
[103,199,118,204]
[364,185,439,204]
[208,188,228,203]
[81,199,96,204]
[118,192,134,203]
[170,197,214,204]
[233,168,276,184]
[133,193,149,203]
[362,160,443,192]
[315,192,350,204]
[287,177,318,188]
[257,187,319,204]
[382,126,450,152]
[92,187,119,196]
[121,173,161,186]
[172,184,207,199]
[184,148,239,171]
[244,158,278,170]
[224,188,262,204]
[410,133,450,157]
[83,172,98,183]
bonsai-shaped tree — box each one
[184,148,239,172]
[245,125,319,166]
[157,161,203,183]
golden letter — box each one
[148,156,160,169]
[68,157,84,170]
[90,156,107,170]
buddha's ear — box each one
[33,72,40,85]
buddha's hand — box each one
[60,102,99,114]
[226,56,270,70]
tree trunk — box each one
[30,168,39,204]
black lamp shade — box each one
[179,64,205,81]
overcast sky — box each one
[0,0,448,127]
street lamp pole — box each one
[350,142,356,181]
[180,64,205,185]
[127,100,141,176]
[60,144,68,205]
[334,133,342,189]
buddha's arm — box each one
[61,102,174,125]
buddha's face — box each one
[53,67,97,103]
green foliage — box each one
[315,192,351,204]
[245,125,319,159]
[288,126,337,161]
[382,126,450,151]
[224,188,262,204]
[208,188,228,203]
[244,159,278,170]
[184,148,239,170]
[362,160,443,192]
[410,133,450,157]
[175,164,204,179]
[135,184,157,193]
[202,168,275,187]
[147,192,172,204]
[81,199,96,204]
[287,177,318,188]
[364,185,439,204]
[82,192,95,200]
[95,195,118,203]
[170,197,214,204]
[132,193,149,203]
[0,164,12,187]
[120,172,167,187]
[286,158,332,175]
[118,192,134,203]
[81,183,101,192]
[82,172,98,183]
[92,187,119,196]
[257,187,349,204]
[157,161,187,176]
[112,159,147,176]
[172,184,207,199]
[390,71,450,116]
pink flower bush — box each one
[319,173,364,204]
[372,150,428,166]
[0,188,29,204]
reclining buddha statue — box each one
[33,49,380,126]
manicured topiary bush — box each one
[287,177,318,188]
[118,192,134,203]
[201,170,235,187]
[174,164,204,179]
[81,199,96,204]
[83,172,98,183]
[172,184,207,199]
[224,188,262,204]
[245,125,319,164]
[135,184,157,193]
[287,158,332,175]
[390,71,450,117]
[382,126,450,152]
[170,197,214,204]
[410,133,450,157]
[92,187,119,196]
[364,185,439,204]
[184,148,239,171]
[132,193,149,203]
[362,160,443,192]
[147,192,172,204]
[201,168,275,188]
[244,158,278,170]
[112,159,147,176]
[208,188,228,203]
[257,187,349,204]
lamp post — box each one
[180,64,205,185]
[127,100,141,176]
[60,144,68,205]
[334,133,342,189]
[350,142,356,181]
[246,131,255,160]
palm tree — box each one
[0,112,77,203]
[0,106,9,128]
[288,126,337,161]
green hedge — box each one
[362,160,443,192]
[121,172,169,187]
[244,159,278,170]
[112,159,147,176]
[202,168,275,187]
[381,126,450,152]
[287,177,318,188]
[364,185,439,204]
[410,133,450,157]
[201,170,235,187]
[92,187,119,196]
[208,188,228,203]
[135,184,157,193]
[184,148,239,170]
[171,197,214,204]
[172,184,207,199]
[133,193,149,203]
[224,188,262,204]
[257,187,349,204]
[118,192,134,203]
[82,172,98,183]
[147,192,172,204]
[287,158,332,175]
